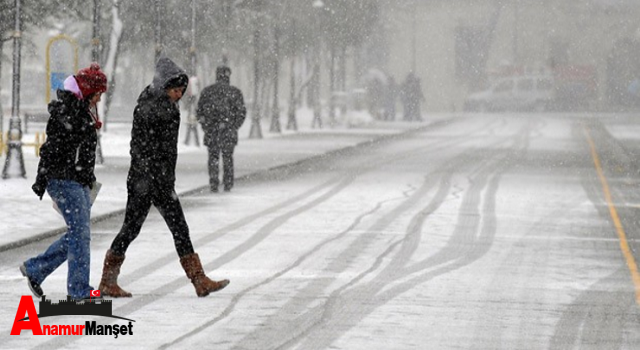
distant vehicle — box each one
[464,75,555,112]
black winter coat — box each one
[127,58,187,190]
[33,90,98,194]
[196,79,246,146]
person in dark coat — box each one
[21,63,107,300]
[99,57,229,298]
[384,76,398,121]
[196,66,246,192]
[401,72,425,121]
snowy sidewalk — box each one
[0,113,434,250]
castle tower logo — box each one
[18,295,134,322]
[11,293,136,337]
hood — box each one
[63,75,83,100]
[151,57,188,93]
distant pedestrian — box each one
[366,75,385,120]
[196,66,247,192]
[401,72,425,121]
[99,57,229,298]
[21,63,107,300]
[384,76,398,121]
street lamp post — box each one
[2,0,26,179]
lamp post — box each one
[2,0,26,179]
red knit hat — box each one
[75,63,107,98]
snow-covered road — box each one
[3,113,640,349]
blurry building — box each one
[380,0,640,112]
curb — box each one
[0,122,437,252]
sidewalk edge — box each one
[0,123,436,252]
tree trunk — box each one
[329,45,335,127]
[339,44,347,115]
[286,56,297,131]
[269,24,281,133]
[99,0,123,131]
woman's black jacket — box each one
[32,90,98,198]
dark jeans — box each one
[207,142,235,190]
[110,178,195,257]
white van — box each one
[464,76,555,112]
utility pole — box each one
[2,0,26,179]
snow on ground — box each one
[0,107,425,248]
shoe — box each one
[210,186,218,193]
[20,263,44,298]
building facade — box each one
[380,0,640,112]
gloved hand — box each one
[32,177,47,200]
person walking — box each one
[196,66,246,192]
[384,76,398,121]
[98,57,229,298]
[21,63,107,300]
[401,72,425,121]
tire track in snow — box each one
[153,117,514,349]
[27,116,507,350]
[249,122,530,350]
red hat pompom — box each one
[75,63,107,99]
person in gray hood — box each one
[99,57,229,298]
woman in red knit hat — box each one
[20,63,107,300]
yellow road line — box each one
[584,125,640,304]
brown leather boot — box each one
[98,249,132,298]
[180,253,230,297]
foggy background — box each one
[1,0,640,130]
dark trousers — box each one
[207,143,235,190]
[110,178,195,257]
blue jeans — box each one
[24,179,93,298]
